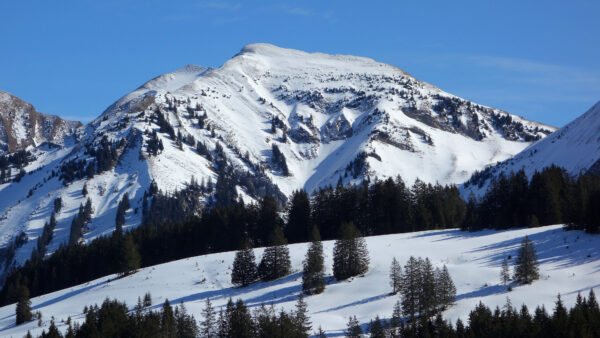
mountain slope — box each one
[0,224,598,337]
[0,91,81,154]
[0,43,554,274]
[463,101,600,194]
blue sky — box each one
[1,1,598,127]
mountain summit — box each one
[0,43,554,272]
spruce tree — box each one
[231,240,257,287]
[435,265,457,311]
[161,299,177,338]
[389,257,402,294]
[514,235,540,284]
[401,256,421,322]
[258,226,291,281]
[200,297,216,338]
[345,315,362,338]
[332,222,369,280]
[294,293,311,337]
[368,316,386,338]
[500,257,511,286]
[302,226,325,295]
[118,234,141,275]
[15,286,32,325]
[419,257,437,318]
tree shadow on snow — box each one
[466,227,600,270]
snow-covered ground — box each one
[0,224,598,337]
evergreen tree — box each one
[118,234,141,275]
[332,222,369,280]
[435,265,457,311]
[514,235,540,284]
[228,299,253,338]
[389,257,402,294]
[231,240,258,287]
[285,190,312,242]
[401,256,421,322]
[500,257,511,286]
[258,226,291,281]
[368,316,386,338]
[161,299,177,338]
[419,257,437,318]
[315,326,326,338]
[82,183,88,196]
[294,293,311,337]
[174,302,198,338]
[15,286,32,325]
[115,193,131,233]
[302,226,325,295]
[143,292,152,307]
[200,297,216,338]
[345,315,362,338]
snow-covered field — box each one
[0,224,598,337]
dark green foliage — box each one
[34,212,57,259]
[514,235,540,284]
[464,166,600,233]
[302,227,325,295]
[285,190,312,242]
[271,144,289,176]
[69,200,92,246]
[115,193,131,233]
[146,129,164,156]
[389,257,402,294]
[15,286,32,325]
[332,222,369,280]
[200,297,216,338]
[368,316,386,338]
[294,294,312,337]
[53,197,62,213]
[117,234,141,275]
[400,256,456,323]
[231,240,258,287]
[346,315,362,337]
[258,226,291,281]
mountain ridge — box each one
[0,43,555,275]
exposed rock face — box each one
[0,91,81,154]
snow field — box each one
[0,224,598,337]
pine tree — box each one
[143,292,152,307]
[118,234,141,275]
[390,257,402,294]
[15,286,32,325]
[315,326,326,338]
[500,257,511,286]
[231,240,257,287]
[435,265,457,311]
[161,299,177,338]
[302,226,325,295]
[345,315,362,338]
[390,300,402,335]
[82,183,88,196]
[420,257,437,318]
[369,316,386,338]
[201,297,216,338]
[514,235,540,284]
[258,226,291,281]
[332,222,369,280]
[401,256,421,322]
[294,293,311,337]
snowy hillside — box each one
[0,43,555,275]
[0,224,598,337]
[0,91,81,154]
[463,101,600,195]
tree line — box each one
[463,166,600,233]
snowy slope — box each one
[0,224,598,336]
[0,91,81,154]
[0,43,555,275]
[462,101,600,195]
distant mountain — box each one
[0,91,81,154]
[0,43,554,274]
[463,101,600,195]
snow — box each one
[0,43,555,276]
[462,101,600,196]
[0,224,598,336]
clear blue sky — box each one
[1,1,598,127]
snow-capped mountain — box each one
[0,43,554,274]
[463,101,600,194]
[0,91,81,154]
